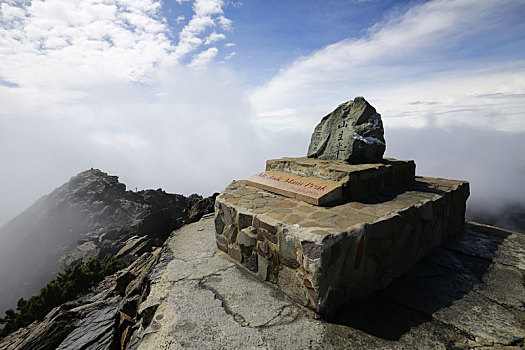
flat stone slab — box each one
[215,176,469,314]
[133,218,525,348]
[246,171,342,205]
[266,157,415,201]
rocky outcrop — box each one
[185,192,219,222]
[0,169,193,315]
[0,249,162,350]
[307,97,386,163]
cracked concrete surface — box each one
[137,217,525,349]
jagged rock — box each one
[0,303,80,350]
[0,169,192,314]
[56,301,120,350]
[116,236,152,264]
[307,96,386,163]
[185,192,219,223]
[0,249,162,350]
[59,241,100,269]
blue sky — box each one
[0,0,524,226]
[171,0,428,84]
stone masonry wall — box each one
[266,157,415,201]
[214,177,469,315]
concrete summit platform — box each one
[137,217,525,349]
[215,175,469,314]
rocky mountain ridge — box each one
[0,169,213,317]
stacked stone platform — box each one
[266,157,415,201]
[215,168,469,315]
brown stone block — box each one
[335,216,362,231]
[244,251,258,272]
[256,229,264,241]
[238,212,253,230]
[221,202,233,225]
[251,207,268,214]
[216,237,228,253]
[253,216,278,235]
[261,228,277,244]
[257,239,272,259]
[227,197,240,205]
[337,207,378,222]
[223,224,237,243]
[301,221,332,228]
[277,267,309,306]
[308,210,336,221]
[216,235,228,246]
[229,245,243,263]
[214,214,225,235]
[268,199,298,209]
[296,205,316,213]
[258,255,269,280]
[279,229,300,268]
[267,211,287,220]
[284,214,304,225]
[237,227,257,247]
[302,242,322,260]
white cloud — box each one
[194,0,224,16]
[173,0,231,63]
[250,0,525,133]
[224,42,235,47]
[217,15,232,30]
[176,15,185,23]
[0,0,172,89]
[0,3,25,20]
[0,0,252,226]
[204,31,225,45]
[224,51,236,60]
[188,47,218,67]
[0,0,524,231]
[228,1,243,8]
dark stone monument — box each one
[307,96,386,163]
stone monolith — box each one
[307,97,385,163]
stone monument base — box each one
[266,157,415,201]
[214,173,469,315]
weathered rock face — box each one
[307,97,386,163]
[0,169,192,315]
[185,192,219,223]
[0,249,162,350]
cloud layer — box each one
[250,0,525,133]
[0,0,524,228]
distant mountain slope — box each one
[0,169,198,315]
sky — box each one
[0,0,524,227]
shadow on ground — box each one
[325,222,508,341]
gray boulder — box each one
[307,96,386,163]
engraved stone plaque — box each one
[245,171,342,206]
